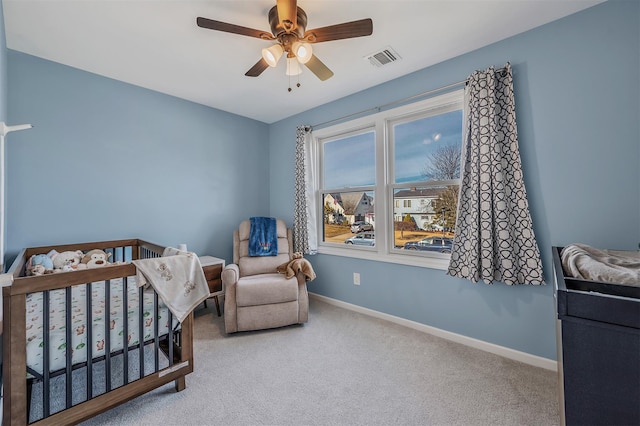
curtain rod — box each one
[310,65,507,129]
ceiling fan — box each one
[196,0,373,83]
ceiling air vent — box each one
[365,46,401,67]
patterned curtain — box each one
[293,125,318,254]
[447,64,543,285]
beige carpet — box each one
[80,298,560,425]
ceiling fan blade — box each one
[304,19,373,43]
[305,55,334,81]
[276,0,297,31]
[196,17,274,40]
[245,58,270,77]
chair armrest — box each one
[222,263,239,288]
[296,271,306,286]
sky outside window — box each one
[323,131,375,188]
[322,111,462,189]
[394,110,463,183]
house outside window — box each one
[394,188,448,231]
[314,90,463,269]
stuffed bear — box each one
[50,249,84,272]
[29,264,48,276]
[276,253,316,282]
[26,253,54,276]
[81,249,112,268]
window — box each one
[314,90,463,269]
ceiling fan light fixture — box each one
[197,5,373,81]
[292,41,312,64]
[262,44,284,67]
[285,57,302,76]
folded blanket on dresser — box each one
[249,216,278,256]
[132,247,209,322]
[561,243,640,285]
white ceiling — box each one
[3,0,603,124]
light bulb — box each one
[261,44,283,67]
[292,41,312,64]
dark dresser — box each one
[552,246,640,425]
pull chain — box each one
[288,73,301,92]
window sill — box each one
[318,244,450,271]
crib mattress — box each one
[25,277,175,375]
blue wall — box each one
[0,2,6,121]
[6,51,270,264]
[1,1,8,357]
[3,0,638,361]
[269,0,640,360]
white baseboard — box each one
[309,292,557,372]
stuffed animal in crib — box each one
[81,249,112,268]
[50,249,84,271]
[26,253,54,276]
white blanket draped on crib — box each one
[132,248,209,323]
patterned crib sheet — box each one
[25,277,178,375]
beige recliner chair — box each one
[222,219,309,333]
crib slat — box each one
[105,280,112,393]
[154,291,159,372]
[43,290,50,418]
[138,286,144,378]
[65,286,73,409]
[86,282,93,400]
[123,276,129,385]
[168,310,174,365]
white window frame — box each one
[313,90,464,270]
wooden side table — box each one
[200,256,225,316]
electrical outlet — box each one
[353,272,360,285]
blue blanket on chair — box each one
[249,217,278,256]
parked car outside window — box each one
[403,237,453,253]
[350,221,374,233]
[345,232,375,246]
